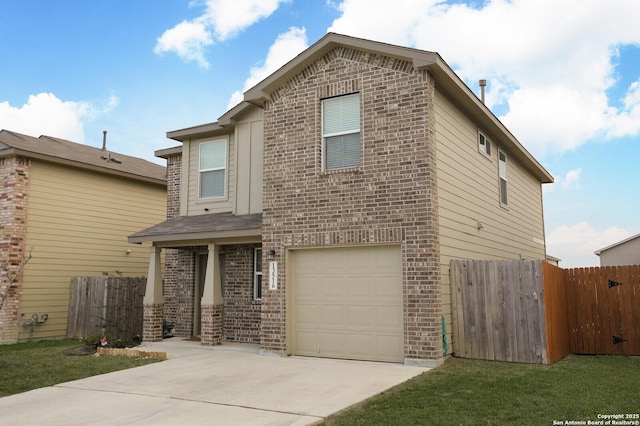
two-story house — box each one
[0,130,166,343]
[130,33,553,366]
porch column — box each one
[201,243,223,346]
[143,245,164,342]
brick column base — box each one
[0,286,20,344]
[200,304,223,346]
[143,303,164,342]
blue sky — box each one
[2,0,640,267]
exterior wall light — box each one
[267,249,276,260]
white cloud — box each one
[201,0,290,41]
[561,168,582,189]
[0,93,118,143]
[546,222,629,267]
[227,27,308,109]
[154,20,213,69]
[155,0,290,68]
[328,0,640,160]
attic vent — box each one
[99,130,122,164]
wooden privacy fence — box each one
[451,260,640,364]
[67,276,145,339]
[451,259,551,364]
[565,265,640,355]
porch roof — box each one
[128,212,262,246]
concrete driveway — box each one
[0,340,429,425]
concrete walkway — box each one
[0,340,429,425]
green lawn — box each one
[0,339,161,397]
[323,355,640,426]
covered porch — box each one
[128,212,262,346]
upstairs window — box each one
[322,93,361,170]
[499,150,508,205]
[478,131,491,157]
[199,139,227,199]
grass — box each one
[323,355,640,426]
[0,339,161,397]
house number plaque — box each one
[269,261,278,290]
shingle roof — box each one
[0,129,166,184]
[128,212,262,244]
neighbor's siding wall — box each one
[434,89,546,353]
[598,237,640,266]
[19,160,166,341]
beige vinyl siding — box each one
[434,88,546,352]
[186,135,235,215]
[234,108,263,215]
[19,160,166,341]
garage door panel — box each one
[295,303,318,325]
[347,278,375,297]
[377,306,404,329]
[296,276,319,298]
[347,305,374,327]
[293,246,403,363]
[376,277,402,297]
[318,305,347,326]
[321,277,345,297]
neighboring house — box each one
[130,33,553,366]
[0,130,166,344]
[595,233,640,266]
[546,255,561,267]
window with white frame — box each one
[199,139,227,199]
[478,131,491,157]
[253,248,262,300]
[322,93,361,170]
[499,150,508,205]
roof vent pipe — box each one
[102,130,107,151]
[479,79,487,104]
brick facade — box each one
[200,304,223,346]
[165,154,181,220]
[142,303,164,342]
[222,244,261,344]
[161,243,261,342]
[0,156,30,344]
[261,46,442,361]
[163,247,197,337]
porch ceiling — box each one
[128,212,262,245]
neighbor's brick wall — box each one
[222,244,261,344]
[261,46,442,360]
[0,156,30,344]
